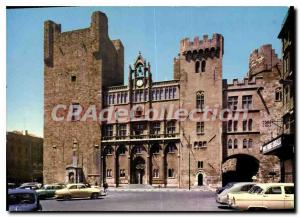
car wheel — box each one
[91,193,99,199]
[63,195,71,200]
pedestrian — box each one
[103,182,108,195]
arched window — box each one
[168,168,174,178]
[248,139,253,148]
[196,91,204,109]
[227,139,232,149]
[118,146,126,155]
[275,87,282,101]
[153,169,159,178]
[104,146,113,155]
[234,139,238,149]
[195,61,200,73]
[243,139,248,149]
[248,119,253,131]
[135,106,143,118]
[201,60,206,72]
[167,144,175,153]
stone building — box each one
[7,131,43,185]
[262,6,295,183]
[44,11,283,188]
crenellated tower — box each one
[176,33,224,187]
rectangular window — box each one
[160,89,164,100]
[234,121,238,131]
[150,122,161,135]
[243,120,247,131]
[173,87,177,99]
[228,96,238,110]
[242,95,252,109]
[165,88,169,100]
[104,125,113,137]
[166,121,176,135]
[117,124,127,137]
[168,168,174,178]
[196,122,205,134]
[196,92,204,110]
[198,161,203,169]
[228,120,232,132]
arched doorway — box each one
[222,154,259,186]
[131,156,145,184]
[197,173,203,186]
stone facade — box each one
[7,131,43,185]
[44,11,284,188]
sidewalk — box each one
[107,186,216,192]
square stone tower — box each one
[44,11,124,185]
[176,34,224,187]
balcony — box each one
[101,133,180,143]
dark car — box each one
[8,189,42,212]
[17,182,42,190]
[216,182,237,194]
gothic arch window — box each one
[248,139,253,148]
[135,106,143,118]
[196,91,204,109]
[243,139,248,149]
[167,144,176,153]
[234,139,238,149]
[104,145,113,155]
[168,168,174,178]
[186,51,192,62]
[227,139,232,149]
[118,146,126,155]
[201,60,206,72]
[275,87,282,101]
[195,61,200,73]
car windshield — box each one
[9,193,36,205]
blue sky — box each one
[6,6,288,137]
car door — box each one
[68,185,80,198]
[77,184,89,198]
[284,186,294,209]
[262,186,285,209]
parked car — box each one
[217,182,255,204]
[216,182,237,194]
[17,182,42,190]
[228,183,294,211]
[8,189,42,212]
[36,184,65,199]
[55,183,103,200]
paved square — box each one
[40,191,232,212]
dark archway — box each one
[198,173,203,186]
[222,154,259,186]
[131,156,145,184]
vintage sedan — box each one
[55,183,103,200]
[217,182,255,204]
[36,184,65,199]
[228,183,294,211]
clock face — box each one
[136,79,144,87]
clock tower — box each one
[129,52,152,89]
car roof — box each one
[8,189,36,194]
[254,183,294,190]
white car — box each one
[216,182,255,204]
[228,183,294,211]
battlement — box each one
[180,33,224,55]
[249,44,281,77]
[224,76,264,90]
